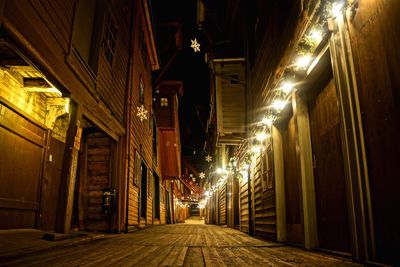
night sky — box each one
[152,0,211,172]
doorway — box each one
[72,122,115,232]
[308,73,351,253]
[154,173,160,221]
[281,110,304,245]
[140,163,148,220]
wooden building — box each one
[201,0,400,265]
[0,0,134,233]
[0,0,167,235]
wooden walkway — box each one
[0,223,361,266]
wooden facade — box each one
[202,0,400,265]
[0,0,182,236]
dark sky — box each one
[152,0,211,171]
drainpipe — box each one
[124,0,136,233]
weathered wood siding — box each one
[2,0,129,137]
[253,153,276,240]
[347,1,400,264]
[218,182,227,225]
[240,176,250,233]
[126,0,156,228]
[0,103,46,229]
[215,61,245,135]
[0,69,47,124]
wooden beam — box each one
[0,58,29,67]
[23,78,51,88]
[55,100,81,234]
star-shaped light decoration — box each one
[199,172,205,179]
[190,38,200,52]
[136,104,148,122]
[205,154,212,163]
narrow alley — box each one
[0,218,359,266]
[1,0,400,266]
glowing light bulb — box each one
[310,29,323,43]
[296,55,312,69]
[272,99,287,112]
[256,132,267,142]
[331,2,344,17]
[281,82,295,94]
[261,116,274,126]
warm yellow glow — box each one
[296,55,312,69]
[251,145,261,154]
[256,132,267,142]
[281,82,294,94]
[65,98,70,113]
[272,99,287,112]
[310,29,323,44]
[261,116,274,127]
[216,167,224,174]
[331,2,344,17]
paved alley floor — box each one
[0,224,361,267]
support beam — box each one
[273,125,286,242]
[293,92,318,250]
[55,100,81,234]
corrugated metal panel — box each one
[240,178,249,233]
[219,183,227,225]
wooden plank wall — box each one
[216,62,246,134]
[347,1,400,264]
[253,154,276,240]
[240,176,250,233]
[2,0,128,137]
[218,183,227,225]
[0,69,47,124]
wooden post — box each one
[293,92,318,250]
[55,100,81,234]
[272,125,286,242]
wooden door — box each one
[0,103,46,229]
[282,114,304,244]
[309,79,351,253]
[73,130,113,232]
[40,137,65,230]
[140,163,147,219]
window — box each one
[160,98,168,107]
[72,0,105,72]
[261,145,274,191]
[138,20,148,68]
[139,76,144,104]
[102,12,117,66]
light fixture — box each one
[251,145,261,154]
[216,167,223,174]
[309,29,323,44]
[256,132,268,142]
[272,98,287,112]
[296,54,312,69]
[261,115,275,127]
[281,82,295,94]
[331,2,344,18]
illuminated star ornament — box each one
[136,104,148,122]
[190,38,200,52]
[205,154,212,163]
[199,172,205,179]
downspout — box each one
[124,0,136,233]
[244,8,254,236]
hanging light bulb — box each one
[272,98,287,112]
[261,115,275,127]
[281,82,295,94]
[256,132,268,142]
[331,2,344,18]
[296,54,312,69]
[310,29,323,44]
